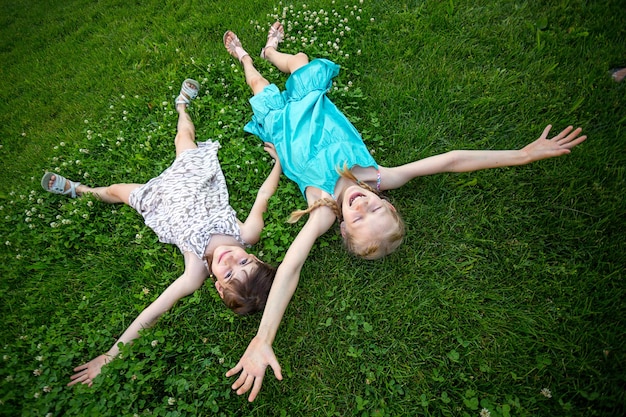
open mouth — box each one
[348,191,366,207]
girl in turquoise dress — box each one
[222,23,587,401]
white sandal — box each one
[41,172,81,198]
[175,79,200,106]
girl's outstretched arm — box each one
[226,207,337,402]
[379,125,586,190]
[67,252,208,387]
[239,143,282,244]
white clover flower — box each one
[36,355,43,362]
[142,287,150,295]
[168,397,176,406]
[151,340,158,347]
[83,173,89,179]
[34,392,40,399]
[162,101,168,106]
[4,241,10,246]
[480,408,491,417]
[541,388,552,398]
[43,386,51,393]
[5,375,13,382]
[33,368,42,376]
[2,355,8,361]
[84,119,89,124]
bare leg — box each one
[260,22,309,74]
[173,80,200,156]
[224,29,309,95]
[224,31,270,96]
[174,101,197,157]
[263,49,309,75]
[46,176,140,205]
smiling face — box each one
[211,245,260,298]
[340,185,396,237]
[340,185,404,259]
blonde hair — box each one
[343,208,405,260]
[287,166,405,259]
[287,197,341,223]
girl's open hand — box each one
[67,354,112,387]
[522,125,587,162]
[226,335,283,402]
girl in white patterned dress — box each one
[42,79,282,387]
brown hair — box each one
[220,260,277,315]
[287,166,405,259]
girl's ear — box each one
[214,281,225,299]
[340,221,347,237]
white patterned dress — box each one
[128,140,247,263]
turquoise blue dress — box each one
[244,59,377,198]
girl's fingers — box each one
[540,124,553,140]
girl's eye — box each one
[226,271,232,279]
[240,259,249,265]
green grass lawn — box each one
[1,0,624,416]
